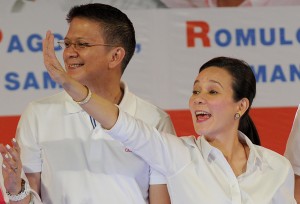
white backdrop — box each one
[1,3,300,115]
[1,1,300,154]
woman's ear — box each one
[238,98,250,117]
[108,47,125,69]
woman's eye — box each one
[192,90,200,95]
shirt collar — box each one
[64,91,81,114]
[118,81,136,116]
[194,131,270,171]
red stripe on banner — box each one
[0,115,20,145]
[0,189,5,204]
[167,107,298,155]
[0,107,298,155]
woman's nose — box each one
[193,95,205,105]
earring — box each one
[234,113,240,120]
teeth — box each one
[195,111,208,115]
[69,64,82,68]
[195,111,211,118]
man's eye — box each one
[64,42,71,47]
[77,42,89,48]
[209,90,218,94]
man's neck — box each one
[88,82,124,105]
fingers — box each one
[43,30,68,85]
[1,139,21,176]
[1,139,23,194]
[2,154,18,174]
[43,30,55,60]
[43,31,56,72]
[12,138,20,154]
[42,31,50,62]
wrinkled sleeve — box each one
[156,114,177,136]
[150,111,177,184]
[106,110,191,176]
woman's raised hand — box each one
[43,30,70,86]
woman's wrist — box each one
[6,178,22,195]
[6,179,30,201]
[62,78,91,104]
[72,85,92,105]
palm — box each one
[0,144,22,193]
[43,31,70,85]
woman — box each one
[25,31,299,203]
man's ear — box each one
[108,47,125,69]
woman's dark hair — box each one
[199,56,261,145]
[66,3,136,74]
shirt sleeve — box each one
[106,110,191,177]
[150,110,177,184]
[272,162,296,203]
[155,114,177,136]
[284,105,300,175]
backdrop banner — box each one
[1,2,300,154]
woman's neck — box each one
[208,135,248,176]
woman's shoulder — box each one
[254,145,292,169]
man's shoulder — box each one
[121,82,167,115]
[30,91,68,105]
[23,91,69,114]
[132,93,169,116]
[122,90,175,133]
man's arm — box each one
[26,172,41,197]
[149,184,170,204]
[295,175,300,203]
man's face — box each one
[62,17,112,85]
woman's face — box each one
[189,66,241,140]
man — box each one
[2,3,175,203]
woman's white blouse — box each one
[107,110,296,204]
